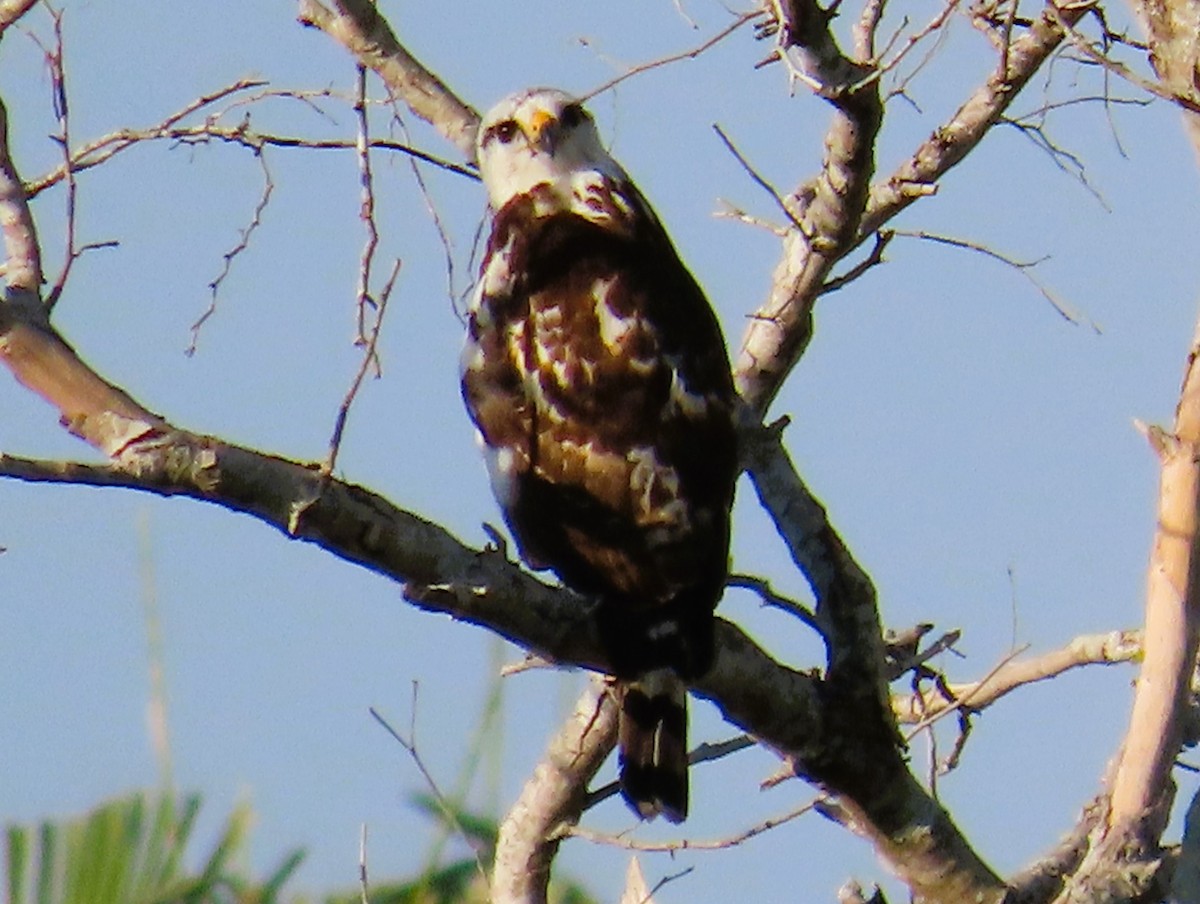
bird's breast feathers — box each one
[461,172,735,601]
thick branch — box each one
[2,411,1005,904]
[859,1,1092,239]
[0,0,37,36]
[492,680,618,904]
[736,1,1092,417]
[296,0,479,158]
[739,417,897,740]
[734,0,883,414]
[1127,0,1200,151]
[0,97,43,293]
[1106,314,1200,834]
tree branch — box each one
[892,630,1143,724]
[492,680,618,904]
[734,0,883,415]
[0,97,43,294]
[0,0,37,35]
[735,0,1094,417]
[296,0,479,159]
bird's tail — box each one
[617,669,689,823]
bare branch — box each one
[868,0,963,87]
[893,630,1141,724]
[820,229,892,295]
[738,416,892,712]
[727,572,823,634]
[581,11,763,100]
[296,0,480,158]
[493,680,617,904]
[34,7,76,311]
[326,259,400,473]
[25,79,267,197]
[585,733,756,811]
[188,152,275,355]
[1106,313,1200,842]
[1049,5,1200,115]
[27,107,478,202]
[734,0,883,414]
[892,228,1098,330]
[370,700,491,890]
[352,64,379,349]
[711,123,807,232]
[736,414,1003,901]
[738,0,1101,414]
[860,3,1091,240]
[0,96,43,294]
[0,0,36,35]
[565,798,818,851]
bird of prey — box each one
[461,87,738,822]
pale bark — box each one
[0,0,37,35]
[492,681,618,904]
[295,0,479,158]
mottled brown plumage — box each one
[462,89,737,822]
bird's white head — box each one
[475,88,628,211]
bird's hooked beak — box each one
[522,108,558,154]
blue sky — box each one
[3,1,1199,901]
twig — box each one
[711,123,806,232]
[820,229,893,294]
[644,868,694,902]
[353,65,378,348]
[869,0,962,91]
[670,0,699,29]
[34,7,75,311]
[998,102,1113,208]
[325,258,400,474]
[565,799,817,851]
[388,106,459,316]
[585,733,757,811]
[892,228,1099,330]
[853,1,1095,255]
[370,696,491,892]
[581,11,762,100]
[904,644,1030,740]
[727,572,823,634]
[187,152,274,356]
[939,709,972,774]
[1047,4,1200,115]
[25,105,478,200]
[25,79,268,197]
[883,11,956,102]
[713,199,789,236]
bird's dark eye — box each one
[490,120,520,145]
[560,103,586,128]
